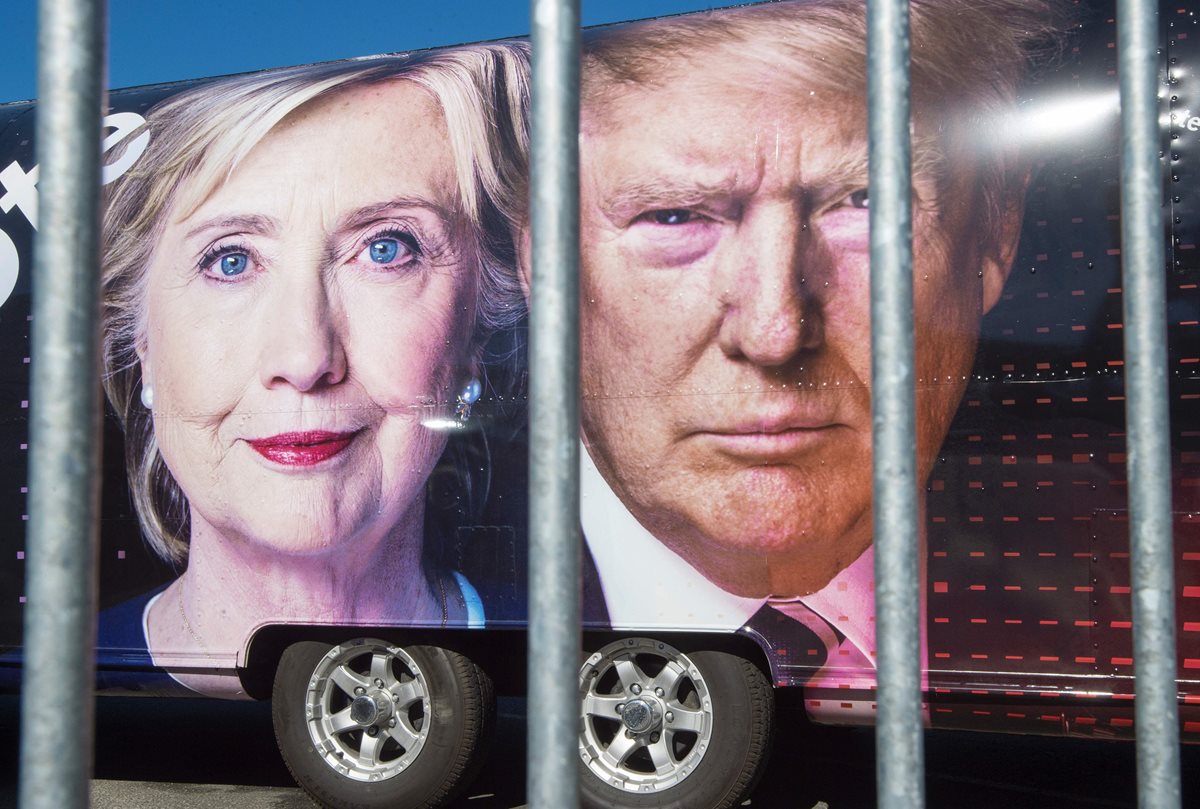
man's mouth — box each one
[246,430,360,467]
[695,418,843,460]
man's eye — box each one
[651,209,695,225]
[847,189,869,209]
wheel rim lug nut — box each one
[666,712,674,723]
[650,732,660,743]
[367,726,378,737]
[655,687,664,697]
[354,687,365,696]
[630,684,641,695]
[374,678,384,687]
[616,703,625,714]
[388,718,396,728]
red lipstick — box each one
[247,430,357,467]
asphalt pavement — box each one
[2,693,1199,808]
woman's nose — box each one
[258,276,347,392]
[716,207,824,365]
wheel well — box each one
[581,629,774,683]
[241,625,530,700]
[242,625,773,701]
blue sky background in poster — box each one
[1,0,741,104]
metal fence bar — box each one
[17,1,106,808]
[867,0,925,807]
[526,0,581,807]
[1117,1,1182,807]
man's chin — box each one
[668,530,871,599]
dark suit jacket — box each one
[581,540,611,627]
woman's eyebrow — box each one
[184,213,278,241]
[338,196,458,231]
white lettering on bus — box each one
[0,112,149,309]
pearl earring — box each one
[454,377,482,424]
[140,384,154,410]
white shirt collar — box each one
[580,441,877,648]
[581,443,764,630]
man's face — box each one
[578,53,1016,598]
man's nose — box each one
[258,272,348,392]
[716,206,823,365]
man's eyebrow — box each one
[911,134,948,187]
[806,149,869,194]
[598,175,739,221]
[184,214,278,240]
[808,135,946,202]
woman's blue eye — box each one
[219,254,248,276]
[369,238,400,264]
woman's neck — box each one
[148,506,446,662]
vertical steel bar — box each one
[1117,1,1181,808]
[17,1,106,808]
[867,0,925,807]
[527,0,581,807]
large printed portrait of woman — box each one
[2,44,534,696]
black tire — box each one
[272,639,494,809]
[578,638,774,809]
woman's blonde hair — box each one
[101,42,530,565]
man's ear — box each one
[981,173,1031,314]
[516,224,532,303]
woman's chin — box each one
[204,515,391,562]
[190,494,419,558]
[241,532,349,559]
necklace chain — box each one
[437,573,448,626]
[176,584,209,652]
[174,573,451,646]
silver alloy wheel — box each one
[579,638,715,793]
[304,638,430,783]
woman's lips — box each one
[247,430,359,467]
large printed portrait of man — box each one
[528,0,1074,685]
[552,0,1200,726]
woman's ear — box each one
[134,324,150,364]
[135,332,154,401]
[516,224,532,304]
[137,357,155,411]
